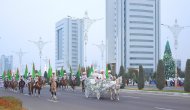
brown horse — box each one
[70,78,76,91]
[31,76,43,97]
[59,77,68,90]
[10,80,18,92]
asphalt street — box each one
[0,87,189,110]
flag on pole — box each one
[15,68,20,81]
[38,69,42,76]
[2,71,6,80]
[106,64,109,79]
[32,63,35,78]
[7,70,12,80]
[89,65,94,77]
[76,64,81,86]
[48,60,52,79]
[76,65,81,78]
[60,66,64,77]
[70,66,73,76]
[24,64,28,79]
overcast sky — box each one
[0,0,190,73]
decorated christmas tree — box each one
[163,41,175,79]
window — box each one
[130,33,153,36]
[130,9,153,13]
[130,3,153,7]
[130,15,153,19]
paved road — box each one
[0,87,189,110]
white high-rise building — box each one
[0,55,13,75]
[55,17,84,73]
[106,0,160,74]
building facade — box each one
[55,17,84,73]
[0,55,13,75]
[106,0,160,74]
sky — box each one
[0,0,190,73]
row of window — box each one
[130,51,154,54]
[130,9,153,13]
[130,63,153,66]
[130,27,153,31]
[130,15,153,19]
[130,39,154,42]
[130,45,154,48]
[130,33,153,36]
[129,3,154,7]
[130,57,153,60]
[129,21,153,25]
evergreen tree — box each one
[118,65,126,89]
[138,65,144,90]
[184,59,190,92]
[156,60,165,90]
[163,41,175,79]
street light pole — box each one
[93,40,106,69]
[28,37,49,71]
[162,19,190,87]
[83,11,102,70]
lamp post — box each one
[83,11,102,69]
[162,19,190,87]
[28,37,49,71]
[13,48,26,75]
[93,40,106,69]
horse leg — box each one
[38,88,40,97]
[110,89,113,100]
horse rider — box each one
[63,73,67,80]
[19,76,25,93]
[34,74,39,86]
[50,72,57,100]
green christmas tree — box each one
[163,41,175,79]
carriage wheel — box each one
[96,92,100,100]
[85,89,89,98]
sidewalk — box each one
[121,85,190,97]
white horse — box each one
[110,76,122,100]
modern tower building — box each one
[0,55,13,75]
[55,17,84,73]
[106,0,160,74]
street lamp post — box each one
[162,19,190,87]
[93,40,106,69]
[83,11,102,69]
[28,37,49,71]
[13,48,26,75]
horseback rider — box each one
[100,70,105,80]
[34,74,39,86]
[50,72,57,100]
[19,76,25,93]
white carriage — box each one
[84,77,122,100]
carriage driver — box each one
[108,70,113,80]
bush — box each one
[184,59,190,92]
[0,96,26,110]
[118,65,126,89]
[156,60,165,90]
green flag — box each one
[7,70,12,80]
[32,63,35,78]
[89,65,94,77]
[2,71,6,80]
[38,69,42,76]
[24,64,28,79]
[106,64,109,79]
[48,60,52,79]
[60,66,64,77]
[15,68,20,81]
